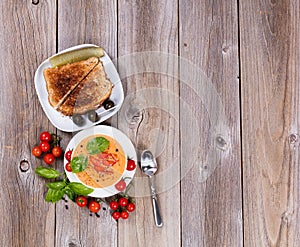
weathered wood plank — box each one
[240,0,300,246]
[0,1,56,247]
[55,1,118,246]
[117,1,180,246]
[179,0,242,246]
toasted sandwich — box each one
[43,57,99,109]
[57,61,113,116]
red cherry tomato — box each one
[76,196,88,207]
[39,141,51,152]
[40,131,52,142]
[118,197,128,207]
[126,203,136,212]
[115,180,126,191]
[120,211,129,219]
[52,146,63,158]
[65,162,72,172]
[112,211,121,220]
[89,201,101,213]
[32,146,42,157]
[110,201,119,210]
[126,159,136,171]
[65,150,73,161]
[43,153,55,165]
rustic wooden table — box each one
[1,0,299,246]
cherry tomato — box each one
[43,153,55,165]
[39,141,51,152]
[65,162,72,172]
[120,211,129,219]
[40,131,52,142]
[89,201,101,213]
[65,150,73,161]
[115,179,126,191]
[76,196,88,207]
[32,146,42,157]
[118,197,128,207]
[126,203,136,212]
[126,159,136,171]
[52,146,63,158]
[110,201,119,210]
[112,211,121,220]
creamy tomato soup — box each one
[73,134,126,188]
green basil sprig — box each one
[70,155,88,173]
[44,182,92,203]
[46,181,67,190]
[35,167,60,179]
[64,188,76,202]
[34,166,93,203]
[68,182,93,196]
[86,137,109,155]
[45,188,65,203]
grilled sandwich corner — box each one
[43,56,113,116]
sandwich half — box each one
[57,60,114,116]
[43,57,99,109]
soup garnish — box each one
[70,135,126,188]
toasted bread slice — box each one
[43,57,99,109]
[57,61,113,116]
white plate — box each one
[64,125,137,198]
[34,44,124,132]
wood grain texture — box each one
[117,1,180,246]
[57,0,116,53]
[56,1,118,247]
[179,0,242,246]
[0,1,56,247]
[2,0,300,245]
[240,0,300,246]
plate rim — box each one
[64,125,137,198]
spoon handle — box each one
[149,176,163,227]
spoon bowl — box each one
[141,150,158,176]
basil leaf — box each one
[46,181,66,190]
[64,188,76,202]
[35,166,60,179]
[45,188,65,203]
[68,182,93,196]
[70,155,88,173]
[86,137,109,155]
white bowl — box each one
[64,125,137,198]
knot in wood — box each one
[32,0,39,5]
[281,210,293,223]
[19,159,30,172]
[125,106,143,125]
[222,45,230,54]
[216,135,227,151]
[68,243,78,247]
[288,134,298,144]
[67,240,80,247]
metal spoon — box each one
[140,150,163,227]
